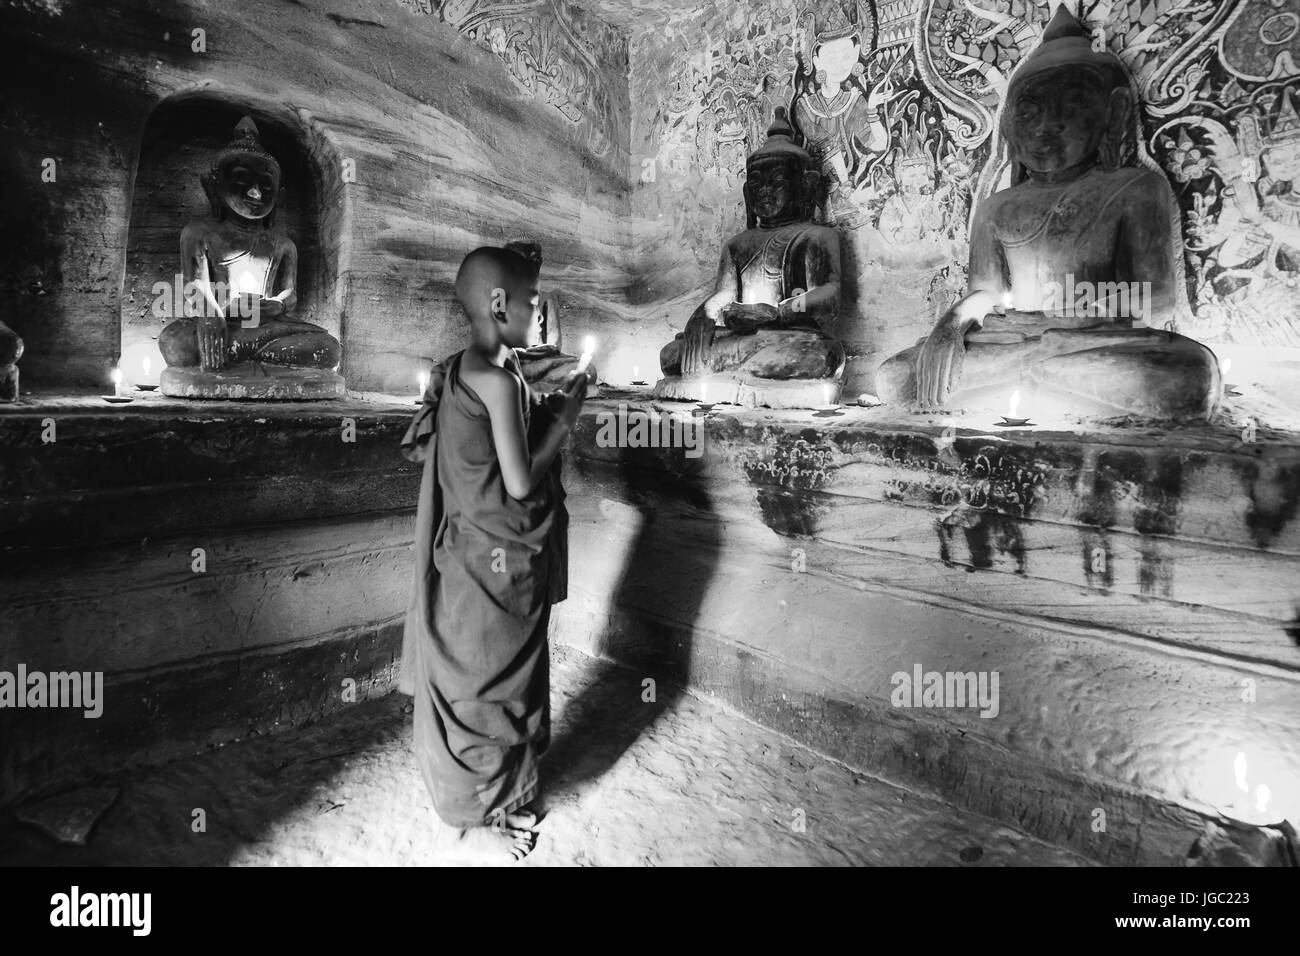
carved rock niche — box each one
[120,95,346,396]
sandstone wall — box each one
[0,0,633,393]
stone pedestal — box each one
[653,373,842,409]
[160,364,345,400]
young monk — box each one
[398,245,588,863]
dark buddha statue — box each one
[0,320,21,402]
[158,117,344,399]
[654,108,847,408]
[876,8,1221,422]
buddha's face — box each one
[216,154,281,221]
[813,36,859,89]
[1264,141,1300,183]
[897,161,930,198]
[747,156,801,223]
[1009,67,1110,175]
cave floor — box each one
[1,648,1090,867]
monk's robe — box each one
[399,350,567,827]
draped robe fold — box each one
[398,351,567,827]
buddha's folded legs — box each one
[1027,329,1220,422]
[160,318,341,369]
[877,328,1220,421]
[660,328,845,380]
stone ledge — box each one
[0,393,422,552]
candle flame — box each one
[1001,292,1013,310]
[1008,389,1020,418]
[823,383,835,406]
[700,380,708,403]
[582,336,596,356]
[633,365,639,378]
[111,366,122,387]
[1234,751,1249,792]
[417,370,430,394]
[142,356,152,377]
[1221,357,1232,376]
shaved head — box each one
[455,246,539,324]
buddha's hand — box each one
[915,313,966,411]
[197,314,228,372]
[259,296,286,318]
[721,301,779,334]
[681,312,716,375]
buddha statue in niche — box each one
[159,117,343,399]
[505,240,598,396]
[0,321,21,402]
[875,8,1220,422]
[655,108,846,408]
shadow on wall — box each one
[542,441,718,798]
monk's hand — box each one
[556,369,587,429]
[915,314,966,411]
[681,312,716,376]
[721,301,778,334]
[259,295,285,318]
[197,314,228,372]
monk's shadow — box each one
[541,434,718,796]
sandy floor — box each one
[1,650,1090,866]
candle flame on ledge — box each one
[1008,389,1020,419]
[111,366,122,387]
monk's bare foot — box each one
[434,819,535,864]
[502,807,539,830]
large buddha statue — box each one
[0,320,21,402]
[159,117,344,399]
[655,108,846,408]
[876,8,1221,422]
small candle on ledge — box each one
[576,336,596,373]
[112,365,123,397]
[996,291,1013,315]
[996,388,1032,427]
[1221,357,1240,395]
[1216,752,1282,827]
[416,369,430,404]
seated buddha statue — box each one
[654,108,846,408]
[159,117,344,399]
[876,8,1221,423]
[0,320,21,402]
[504,240,598,396]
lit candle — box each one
[1008,389,1020,420]
[576,336,596,373]
[700,380,708,404]
[142,356,152,380]
[416,369,430,405]
[632,364,640,380]
[1001,291,1013,313]
[1218,752,1280,826]
[822,383,836,407]
[112,365,123,397]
